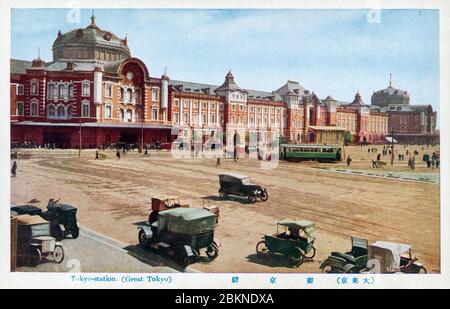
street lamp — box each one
[78,120,82,158]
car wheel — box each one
[259,190,269,201]
[138,230,148,247]
[53,245,65,263]
[288,247,304,266]
[247,195,257,204]
[418,266,427,274]
[206,241,219,260]
[304,246,316,259]
[29,248,42,267]
[321,265,343,273]
[71,227,79,239]
[256,240,268,256]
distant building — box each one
[9,15,437,149]
[371,77,438,144]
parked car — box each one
[367,241,426,273]
[218,173,268,203]
[320,236,368,273]
[256,220,316,266]
[138,207,219,267]
[11,205,42,216]
[16,214,65,266]
[41,200,80,240]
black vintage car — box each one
[11,205,43,216]
[41,202,80,240]
[218,173,269,204]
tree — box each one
[344,131,354,145]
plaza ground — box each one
[10,145,440,273]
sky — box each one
[11,9,440,126]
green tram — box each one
[280,144,342,162]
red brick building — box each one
[10,16,435,149]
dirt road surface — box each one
[10,146,440,273]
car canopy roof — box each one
[219,173,249,180]
[278,219,314,229]
[11,205,42,213]
[47,203,77,211]
[16,214,49,225]
[152,196,179,201]
[278,219,315,242]
[368,241,412,272]
[158,208,216,235]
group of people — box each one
[422,152,440,168]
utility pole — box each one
[79,121,82,158]
[140,115,144,153]
[390,126,395,165]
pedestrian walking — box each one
[423,153,431,168]
[431,152,436,168]
[95,150,99,160]
[377,153,381,161]
[116,150,121,160]
[216,157,221,167]
[346,155,352,166]
[11,161,17,177]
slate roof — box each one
[169,79,283,101]
[11,59,32,74]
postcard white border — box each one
[0,0,449,289]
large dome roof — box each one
[371,78,410,107]
[52,15,131,63]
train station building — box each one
[10,15,438,149]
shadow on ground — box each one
[246,253,317,269]
[123,244,188,272]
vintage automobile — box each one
[40,200,80,240]
[148,196,190,224]
[218,173,268,203]
[10,205,43,216]
[256,220,316,266]
[366,241,427,274]
[319,236,368,273]
[138,207,219,267]
[16,214,65,266]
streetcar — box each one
[280,144,342,162]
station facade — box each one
[10,16,438,149]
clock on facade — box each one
[126,71,134,80]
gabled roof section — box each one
[214,70,247,93]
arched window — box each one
[126,89,132,102]
[127,109,132,122]
[67,106,72,118]
[68,84,74,98]
[57,105,66,118]
[82,102,90,118]
[58,84,65,98]
[120,109,125,122]
[47,105,56,118]
[49,84,56,98]
[30,99,39,116]
[120,88,124,101]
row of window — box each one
[174,99,219,110]
[15,101,90,118]
[248,106,283,114]
[25,81,91,97]
[173,112,219,124]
